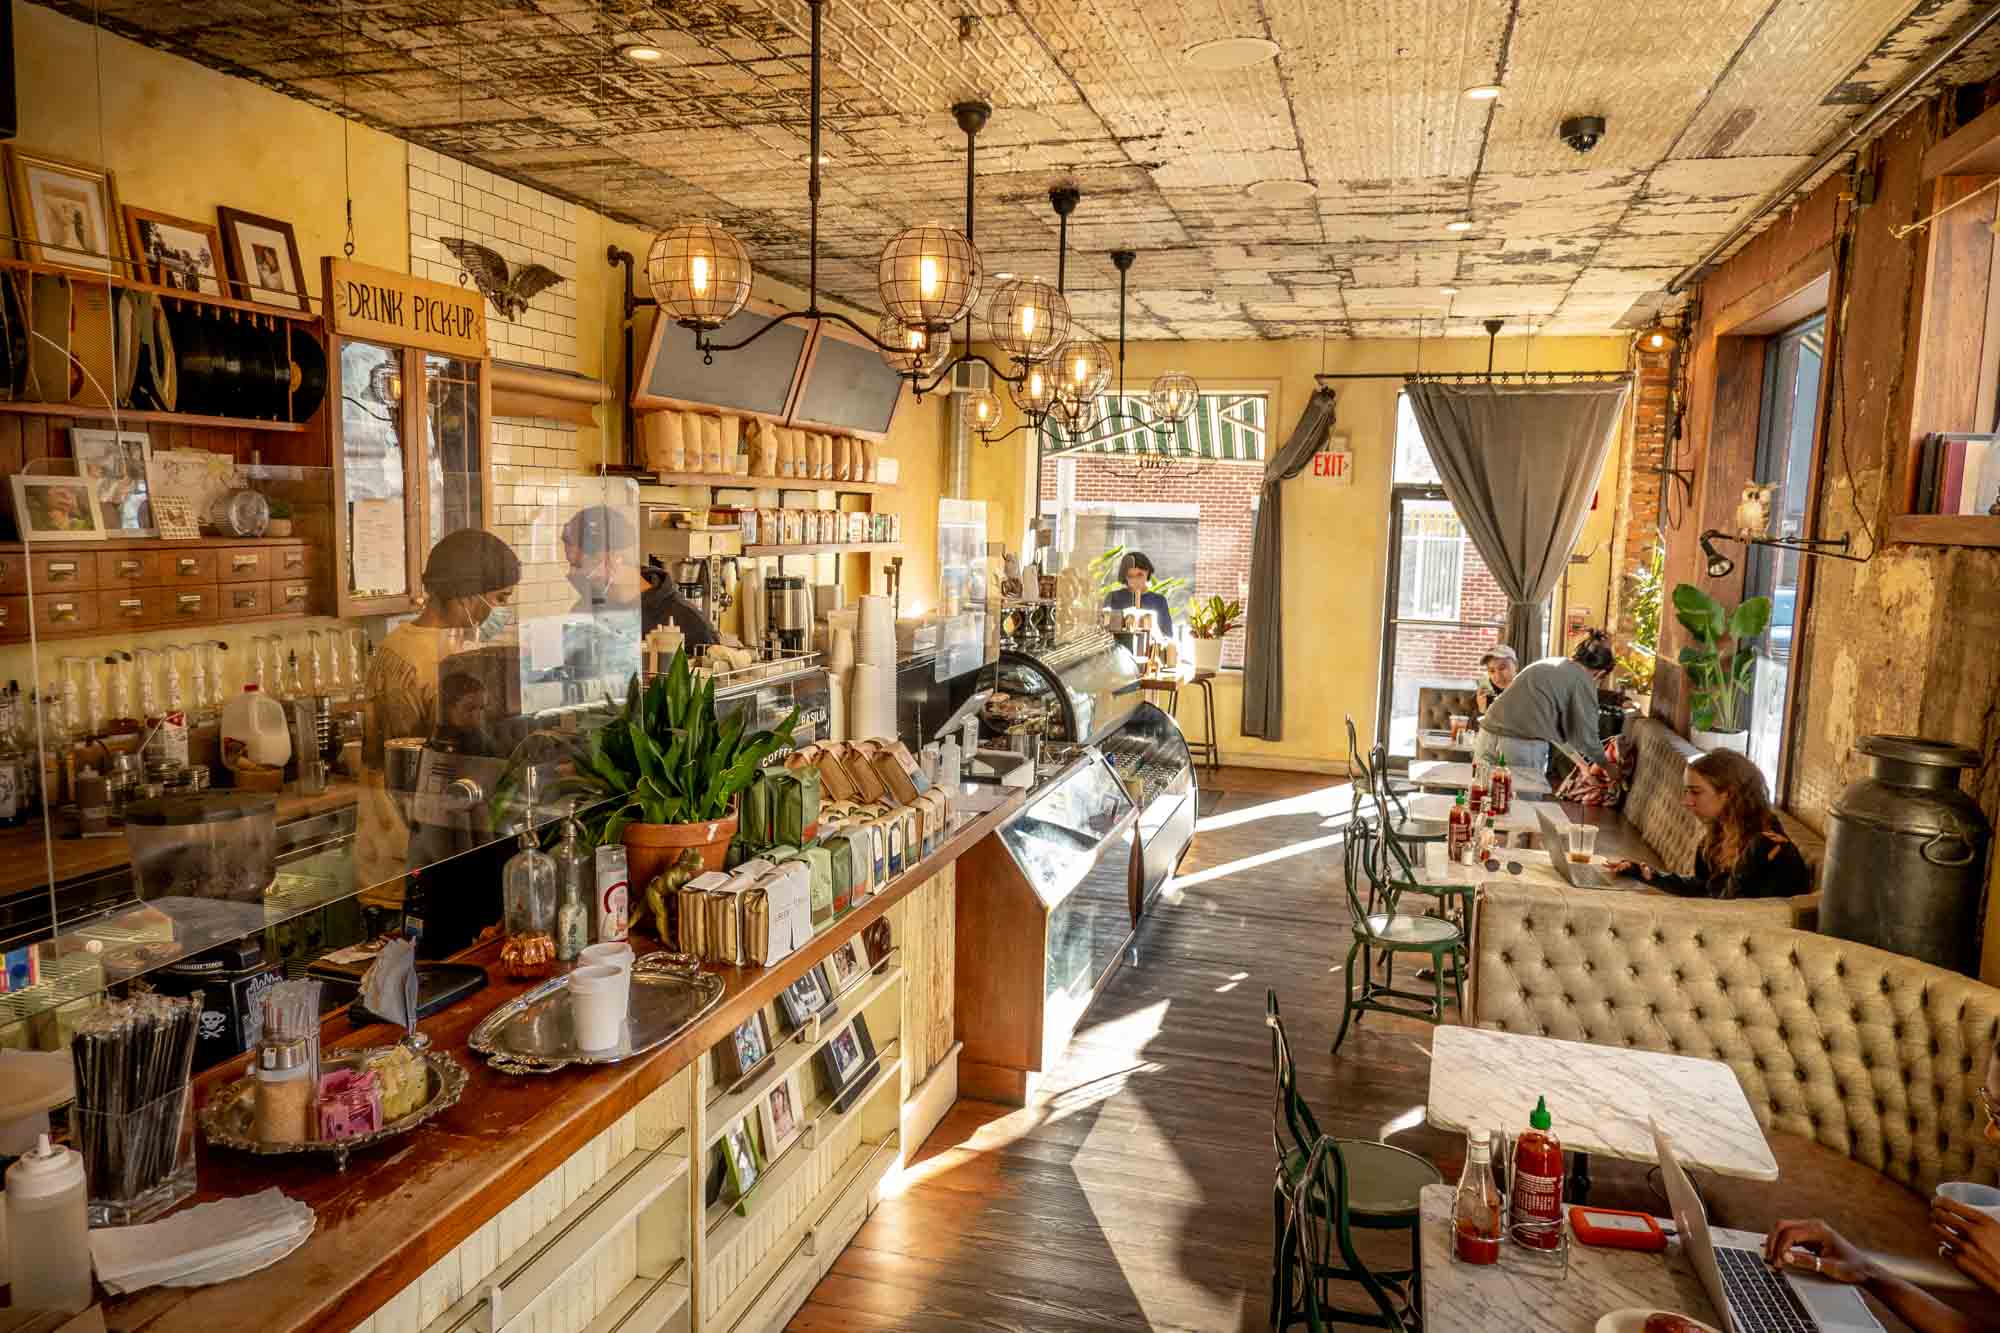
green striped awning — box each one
[1045,391,1269,461]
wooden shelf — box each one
[1924,100,2000,181]
[705,1072,902,1247]
[0,253,323,324]
[1887,513,2000,547]
[0,399,310,432]
[643,471,890,495]
[584,1263,689,1333]
[742,541,902,557]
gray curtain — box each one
[1404,379,1629,660]
[1241,386,1339,740]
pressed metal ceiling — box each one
[39,0,2000,341]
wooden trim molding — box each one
[1923,101,2000,181]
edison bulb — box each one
[690,253,710,295]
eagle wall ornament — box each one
[440,237,565,320]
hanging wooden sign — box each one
[322,256,487,359]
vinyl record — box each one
[212,312,246,407]
[114,288,141,408]
[164,300,213,415]
[258,320,289,420]
[0,270,18,402]
[289,323,327,422]
[128,292,157,409]
[148,296,177,412]
[27,272,70,405]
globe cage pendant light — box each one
[1011,361,1057,418]
[964,386,1002,438]
[646,220,753,330]
[1050,387,1103,437]
[878,223,981,334]
[988,276,1071,364]
[878,312,951,377]
[1055,334,1114,401]
[1149,369,1199,425]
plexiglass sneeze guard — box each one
[1,466,642,1056]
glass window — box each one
[424,354,482,542]
[1394,393,1442,485]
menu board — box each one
[635,300,809,420]
[790,323,904,438]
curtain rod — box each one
[1313,370,1631,383]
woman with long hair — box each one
[1606,748,1810,899]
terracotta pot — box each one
[264,519,293,537]
[622,812,739,894]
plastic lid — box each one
[124,792,278,826]
[1529,1095,1551,1131]
[5,1133,84,1199]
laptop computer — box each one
[1655,1126,1883,1333]
[1533,806,1617,888]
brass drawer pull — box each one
[0,559,10,580]
[176,557,200,575]
[231,555,258,571]
[118,598,145,619]
[51,601,78,623]
[47,561,77,580]
[115,558,143,576]
[176,593,204,615]
[282,551,305,571]
[0,605,10,625]
[232,589,258,609]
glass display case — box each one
[954,751,1138,1106]
[1098,701,1197,912]
[989,629,1142,748]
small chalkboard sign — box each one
[635,298,810,421]
[789,321,904,440]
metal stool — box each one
[1141,669,1220,773]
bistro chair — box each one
[1344,719,1443,882]
[1334,828,1467,1052]
[1268,990,1433,1331]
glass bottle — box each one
[1452,1130,1503,1264]
[102,654,142,746]
[502,828,558,979]
[553,803,591,963]
[0,682,26,826]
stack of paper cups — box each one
[857,595,895,666]
[827,610,858,672]
[850,661,896,742]
[828,668,849,741]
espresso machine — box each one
[673,558,707,619]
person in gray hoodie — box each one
[1472,629,1615,778]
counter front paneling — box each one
[103,791,1019,1333]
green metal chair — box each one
[1361,742,1469,925]
[1334,822,1468,1051]
[1344,718,1439,857]
[1269,989,1436,1330]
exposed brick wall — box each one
[1616,345,1670,645]
[1039,456,1262,667]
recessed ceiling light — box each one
[1440,285,1460,296]
[1246,179,1317,202]
[1444,218,1476,232]
[1462,84,1503,101]
[618,43,667,65]
[1183,36,1280,70]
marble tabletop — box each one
[1408,792,1543,834]
[1416,1186,1719,1333]
[1427,1027,1779,1181]
[1411,760,1554,798]
[1421,729,1476,753]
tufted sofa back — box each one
[1472,882,2000,1196]
[1622,717,1826,879]
[1417,685,1479,736]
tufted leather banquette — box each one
[1472,882,2000,1198]
[1416,686,1480,760]
[1622,715,1826,879]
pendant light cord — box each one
[341,0,356,257]
[807,0,822,312]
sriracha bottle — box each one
[1446,792,1472,864]
[1490,757,1513,815]
[1509,1096,1564,1250]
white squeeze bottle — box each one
[6,1133,93,1312]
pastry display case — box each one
[987,628,1142,749]
[1098,700,1197,914]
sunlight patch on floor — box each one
[1071,998,1173,1047]
[1171,831,1345,889]
[1194,781,1356,834]
[1378,1104,1427,1141]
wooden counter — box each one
[104,792,1019,1333]
[0,781,361,897]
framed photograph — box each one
[816,1013,878,1111]
[720,1117,762,1215]
[776,962,835,1031]
[825,939,864,995]
[3,147,123,275]
[758,1069,805,1160]
[69,428,153,535]
[123,206,224,296]
[715,1009,773,1087]
[216,206,308,311]
[10,474,105,541]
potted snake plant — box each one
[567,650,797,888]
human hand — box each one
[1764,1218,1875,1284]
[1589,763,1610,781]
[1604,859,1636,876]
[1934,1198,2000,1293]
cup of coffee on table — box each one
[1937,1180,2000,1221]
[1565,824,1598,865]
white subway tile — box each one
[409,144,438,173]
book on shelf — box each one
[1914,433,2000,516]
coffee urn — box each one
[1821,735,1991,974]
[766,576,811,654]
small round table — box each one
[1140,668,1220,773]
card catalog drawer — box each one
[269,579,314,616]
[220,581,271,620]
[0,595,26,640]
[270,544,313,579]
[97,551,159,587]
[160,549,217,584]
[29,553,96,593]
[98,589,160,629]
[161,586,218,624]
[0,553,28,595]
[35,593,99,634]
[217,547,269,583]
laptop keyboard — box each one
[1715,1245,1817,1333]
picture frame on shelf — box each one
[10,474,106,542]
[825,939,864,995]
[776,962,834,1031]
[715,1009,773,1088]
[720,1117,763,1216]
[122,206,225,297]
[758,1069,805,1160]
[3,147,123,275]
[816,1013,878,1112]
[216,206,308,311]
[69,428,153,536]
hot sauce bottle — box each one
[1509,1096,1564,1250]
[1446,792,1473,864]
[1467,760,1488,817]
[1452,1131,1502,1264]
[1490,757,1513,815]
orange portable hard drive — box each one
[1569,1206,1669,1252]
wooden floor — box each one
[790,767,1465,1332]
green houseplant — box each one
[1184,594,1243,673]
[567,650,798,887]
[264,497,293,538]
[1671,583,1770,752]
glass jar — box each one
[501,830,558,978]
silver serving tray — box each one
[199,1042,467,1171]
[469,952,725,1075]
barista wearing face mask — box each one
[367,528,521,755]
[562,505,717,649]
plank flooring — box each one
[791,768,1465,1332]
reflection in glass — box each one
[340,340,408,599]
[425,354,482,544]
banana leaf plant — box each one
[562,650,797,848]
[1671,583,1770,734]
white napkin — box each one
[89,1188,315,1293]
[361,937,420,1031]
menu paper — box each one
[350,497,408,596]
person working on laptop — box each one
[1472,629,1615,779]
[1604,749,1810,900]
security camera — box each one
[1560,115,1606,154]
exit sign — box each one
[1312,449,1355,484]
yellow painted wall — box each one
[969,333,1630,768]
